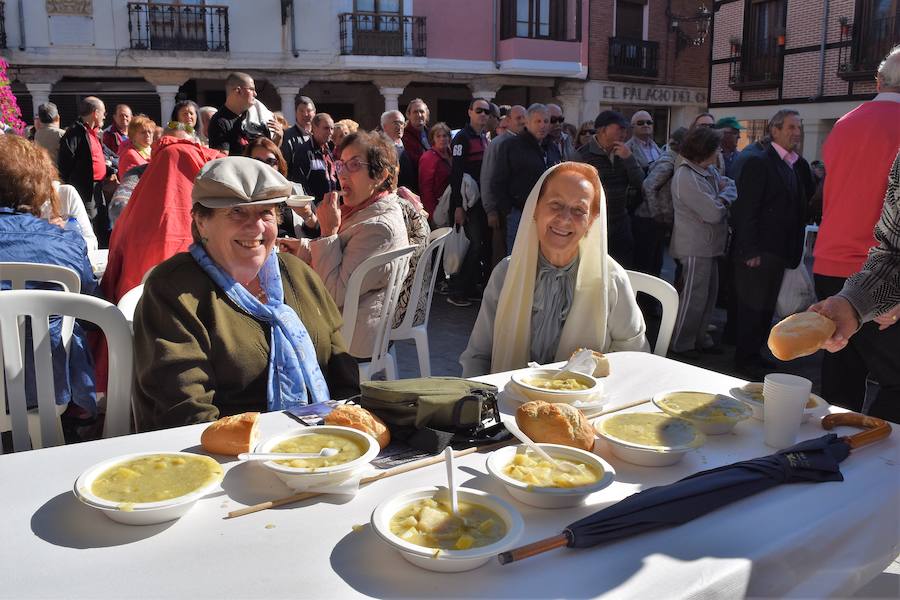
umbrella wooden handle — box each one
[497,533,569,565]
[821,413,892,449]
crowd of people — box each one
[2,43,899,439]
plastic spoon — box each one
[443,446,460,515]
[238,448,340,462]
[504,420,580,474]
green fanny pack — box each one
[358,377,505,452]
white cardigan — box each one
[460,256,650,377]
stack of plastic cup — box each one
[763,373,812,449]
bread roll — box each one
[768,312,836,361]
[515,401,595,451]
[200,412,260,456]
[571,348,610,377]
[324,404,391,449]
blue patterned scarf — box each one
[189,243,330,410]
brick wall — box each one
[710,62,740,103]
[712,1,743,61]
[785,0,824,48]
[587,0,710,87]
[782,52,820,98]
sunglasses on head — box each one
[550,116,565,124]
[635,120,653,126]
[253,156,279,167]
[474,107,492,115]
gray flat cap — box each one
[192,156,292,208]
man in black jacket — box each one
[288,113,338,237]
[281,95,315,175]
[58,96,112,245]
[731,109,814,376]
[489,103,561,252]
[447,97,492,307]
[575,110,645,268]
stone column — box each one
[555,82,584,127]
[26,83,54,115]
[277,86,301,126]
[156,84,180,125]
[801,119,832,163]
[378,86,405,113]
[471,89,497,102]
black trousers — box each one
[814,275,900,423]
[450,203,491,297]
[631,215,665,277]
[90,181,110,249]
[608,216,635,269]
[733,253,785,363]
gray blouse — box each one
[530,253,579,363]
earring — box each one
[201,237,209,244]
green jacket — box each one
[134,252,359,431]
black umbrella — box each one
[499,413,891,565]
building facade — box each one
[709,0,898,160]
[1,0,592,130]
[584,0,713,144]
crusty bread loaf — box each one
[571,348,610,377]
[768,312,836,361]
[200,412,260,456]
[515,400,595,451]
[324,404,391,449]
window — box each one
[500,0,581,42]
[851,0,899,73]
[615,0,645,40]
[738,0,786,85]
[353,0,401,32]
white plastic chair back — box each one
[0,290,134,452]
[117,284,145,330]
[626,270,679,357]
[0,262,82,346]
[341,246,415,382]
[388,227,451,377]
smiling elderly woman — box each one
[133,157,359,431]
[460,162,650,376]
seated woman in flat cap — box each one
[460,162,649,377]
[133,157,359,431]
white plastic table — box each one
[1,352,897,599]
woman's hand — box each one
[293,204,317,228]
[317,192,341,237]
[873,304,900,331]
[808,296,860,352]
[277,237,301,256]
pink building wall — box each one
[418,0,588,64]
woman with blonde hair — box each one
[117,115,156,179]
[461,161,649,376]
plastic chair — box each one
[0,262,82,446]
[626,270,679,357]
[388,227,451,377]
[341,246,415,382]
[0,290,134,452]
[117,284,145,330]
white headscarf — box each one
[490,161,610,373]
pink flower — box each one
[0,58,26,135]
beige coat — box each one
[307,194,407,358]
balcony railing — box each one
[839,16,898,80]
[339,13,426,57]
[127,2,229,52]
[608,38,659,79]
[0,1,7,49]
[729,37,783,90]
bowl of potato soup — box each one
[509,368,602,405]
[73,452,224,525]
[255,425,379,490]
[486,443,615,508]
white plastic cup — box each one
[763,373,812,449]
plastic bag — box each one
[775,266,817,320]
[442,225,469,276]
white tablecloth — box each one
[1,352,897,599]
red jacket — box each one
[101,137,223,303]
[402,125,429,171]
[418,148,451,218]
[814,96,900,277]
[117,139,149,179]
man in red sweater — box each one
[812,45,900,416]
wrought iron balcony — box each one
[838,16,898,81]
[729,37,783,90]
[0,1,7,50]
[127,2,229,52]
[608,38,659,80]
[339,13,426,57]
